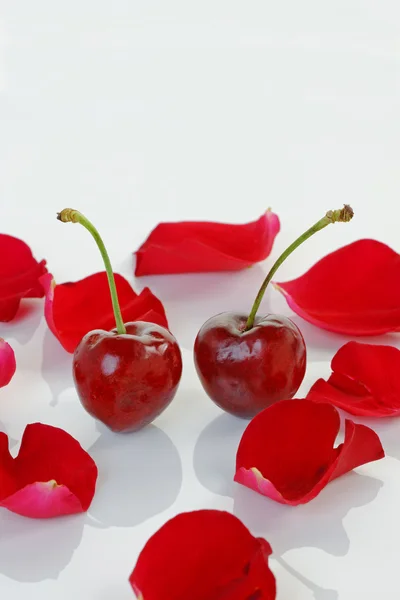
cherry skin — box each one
[194,312,306,418]
[73,321,183,432]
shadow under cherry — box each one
[193,412,248,497]
[87,423,183,528]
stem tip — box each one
[57,209,80,223]
[326,204,354,224]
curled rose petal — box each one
[235,399,384,505]
[0,423,98,518]
[0,339,16,388]
[134,210,280,276]
[0,234,47,321]
[40,271,169,353]
[274,239,400,335]
[129,509,276,600]
[307,341,400,417]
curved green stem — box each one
[57,208,126,334]
[245,204,354,331]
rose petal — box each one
[129,510,276,600]
[235,399,384,505]
[0,423,98,518]
[134,210,280,276]
[274,239,400,335]
[0,234,48,321]
[41,271,169,353]
[307,341,400,417]
[0,482,84,518]
[0,339,16,388]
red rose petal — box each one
[41,271,169,353]
[274,239,400,335]
[129,509,276,600]
[235,399,384,505]
[307,341,400,417]
[0,234,47,321]
[0,339,16,388]
[134,210,280,276]
[0,423,98,518]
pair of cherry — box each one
[58,206,353,433]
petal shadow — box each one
[234,471,382,557]
[0,301,43,345]
[0,510,86,582]
[94,586,133,600]
[41,329,73,406]
[275,556,338,600]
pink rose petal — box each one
[0,338,16,388]
[0,423,98,519]
[1,481,84,518]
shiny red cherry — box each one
[73,321,182,432]
[194,312,306,418]
[57,208,183,433]
[194,205,354,418]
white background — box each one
[0,1,399,598]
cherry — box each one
[73,322,182,432]
[194,205,354,418]
[57,208,182,432]
[194,313,305,419]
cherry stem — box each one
[245,204,354,331]
[57,208,127,335]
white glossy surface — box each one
[0,2,399,598]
